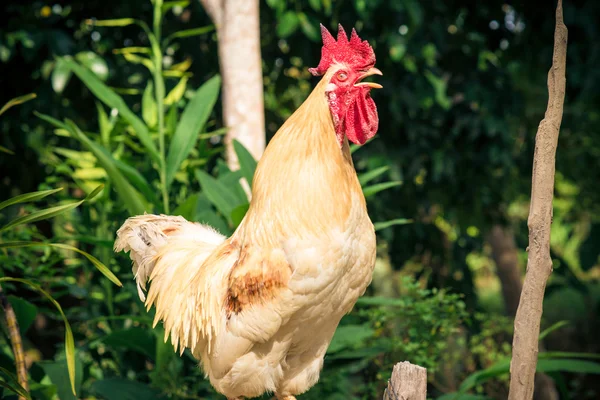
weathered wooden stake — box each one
[383,361,427,400]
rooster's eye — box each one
[337,72,348,81]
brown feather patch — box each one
[225,246,291,316]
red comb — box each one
[309,24,376,76]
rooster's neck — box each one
[239,74,364,243]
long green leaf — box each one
[60,57,161,164]
[0,93,37,117]
[165,75,221,188]
[358,166,390,186]
[373,218,413,231]
[0,379,32,400]
[67,119,148,215]
[114,158,159,207]
[0,278,77,396]
[195,169,242,220]
[166,25,215,41]
[36,113,148,215]
[0,188,63,211]
[0,242,122,286]
[1,202,82,232]
[539,320,569,341]
[362,181,402,197]
[233,139,258,189]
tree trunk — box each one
[487,224,523,317]
[507,1,567,399]
[199,0,266,172]
[487,225,559,400]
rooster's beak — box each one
[354,68,383,89]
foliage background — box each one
[1,0,599,399]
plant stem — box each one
[0,285,29,399]
[151,0,169,213]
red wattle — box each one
[343,90,378,145]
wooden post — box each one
[383,362,427,400]
[507,1,568,399]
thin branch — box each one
[0,285,29,399]
[507,1,568,399]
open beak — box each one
[354,67,383,89]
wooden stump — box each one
[383,361,427,400]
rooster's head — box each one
[309,24,381,145]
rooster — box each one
[114,24,382,400]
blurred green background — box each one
[0,0,599,399]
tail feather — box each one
[114,214,239,355]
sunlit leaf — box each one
[0,188,63,211]
[59,57,161,164]
[358,166,390,186]
[142,81,158,128]
[374,218,413,231]
[164,76,188,106]
[52,58,72,93]
[165,75,221,188]
[362,181,402,197]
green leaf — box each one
[62,118,148,215]
[164,76,188,106]
[537,358,600,374]
[356,296,405,307]
[0,188,63,211]
[75,51,109,81]
[142,81,158,128]
[166,25,215,41]
[297,13,320,42]
[7,296,37,334]
[91,378,165,400]
[539,351,600,360]
[0,145,14,155]
[114,158,159,207]
[539,320,570,341]
[458,358,510,393]
[172,193,198,221]
[0,379,32,400]
[230,203,249,227]
[0,93,37,117]
[374,218,413,231]
[277,11,299,38]
[97,328,156,359]
[162,0,190,14]
[358,166,390,186]
[1,201,83,232]
[327,324,375,354]
[51,58,72,93]
[232,139,258,188]
[86,18,137,27]
[60,57,161,164]
[0,242,122,286]
[195,169,242,221]
[39,356,83,400]
[0,278,77,395]
[165,75,221,188]
[362,181,402,197]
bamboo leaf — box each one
[0,188,63,211]
[59,57,160,164]
[0,278,77,395]
[232,139,257,189]
[165,75,221,188]
[539,320,569,341]
[0,145,15,154]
